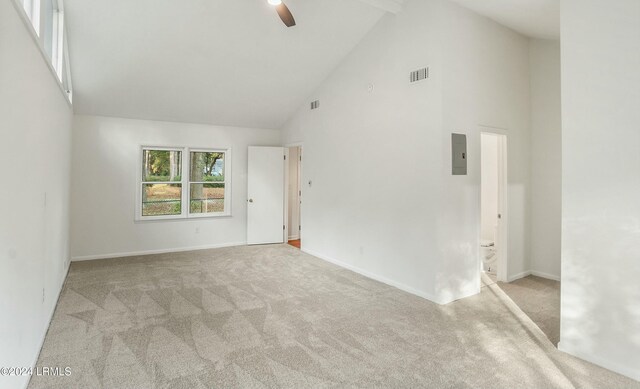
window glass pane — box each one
[22,0,32,20]
[42,0,54,61]
[190,152,224,182]
[142,184,182,216]
[142,150,182,182]
[22,0,40,35]
[54,14,64,79]
[190,183,225,214]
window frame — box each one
[22,0,40,35]
[40,0,63,72]
[61,30,73,102]
[136,146,232,221]
[11,0,72,104]
[188,148,231,219]
[51,2,65,81]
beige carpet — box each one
[29,245,639,389]
[498,275,561,346]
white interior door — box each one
[247,146,285,245]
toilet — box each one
[480,239,497,273]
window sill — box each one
[135,213,232,223]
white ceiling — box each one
[65,0,385,129]
[449,0,560,39]
[66,0,558,129]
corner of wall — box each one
[558,340,640,382]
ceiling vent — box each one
[310,100,320,110]
[410,67,429,83]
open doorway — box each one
[286,146,302,249]
[480,132,508,283]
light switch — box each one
[452,133,467,175]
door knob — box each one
[248,199,254,203]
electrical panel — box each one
[452,133,467,175]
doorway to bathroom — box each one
[480,132,508,283]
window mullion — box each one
[183,148,189,218]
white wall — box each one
[529,39,562,280]
[281,0,532,303]
[70,115,281,260]
[438,1,532,289]
[287,147,300,240]
[559,0,640,381]
[0,2,73,389]
[481,134,499,242]
[282,0,445,302]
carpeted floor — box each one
[29,245,639,389]
[498,275,561,346]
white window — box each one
[41,0,64,78]
[138,147,231,220]
[60,35,73,102]
[189,150,229,217]
[18,0,73,101]
[52,5,65,80]
[22,0,40,35]
[140,148,184,219]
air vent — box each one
[310,100,320,110]
[410,67,429,83]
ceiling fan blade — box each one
[275,2,296,27]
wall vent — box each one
[310,100,320,110]
[410,67,429,83]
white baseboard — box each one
[71,241,247,262]
[530,270,561,281]
[558,340,640,382]
[301,248,475,305]
[507,270,531,282]
[24,259,71,389]
[507,270,561,283]
[287,235,300,241]
[439,284,480,305]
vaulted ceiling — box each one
[449,0,560,39]
[65,0,388,129]
[65,0,558,129]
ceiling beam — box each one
[355,0,404,14]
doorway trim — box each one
[480,128,508,282]
[284,143,303,246]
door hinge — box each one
[299,156,302,161]
[283,225,285,230]
[284,155,286,160]
[299,225,301,231]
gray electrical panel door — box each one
[452,133,467,175]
